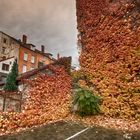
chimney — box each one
[57,53,60,59]
[22,35,27,44]
[41,45,45,53]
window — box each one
[9,40,13,46]
[30,67,34,70]
[31,56,35,63]
[3,38,7,44]
[2,47,6,54]
[2,64,9,71]
[1,76,7,82]
[24,53,28,61]
[38,62,44,68]
[22,65,27,73]
[2,56,6,60]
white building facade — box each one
[0,57,15,82]
[0,31,19,61]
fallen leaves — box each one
[65,114,140,132]
[0,66,72,135]
[0,65,139,136]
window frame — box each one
[2,63,9,71]
[31,56,35,64]
[23,53,28,61]
[22,65,27,73]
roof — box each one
[34,49,53,58]
[0,31,21,45]
[17,62,57,81]
[0,56,71,86]
[0,31,54,60]
[26,43,36,47]
[0,56,15,62]
[0,62,55,87]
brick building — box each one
[0,31,54,82]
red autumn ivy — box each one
[76,0,140,119]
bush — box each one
[4,59,18,91]
[73,87,100,116]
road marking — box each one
[65,127,89,140]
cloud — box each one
[0,0,78,65]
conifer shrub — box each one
[4,59,18,91]
[73,87,100,116]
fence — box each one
[0,91,22,112]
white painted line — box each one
[65,127,89,140]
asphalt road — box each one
[0,121,140,140]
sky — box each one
[0,0,79,66]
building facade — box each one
[0,57,15,82]
[0,32,19,61]
[0,31,54,81]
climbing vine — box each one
[76,0,140,119]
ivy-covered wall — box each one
[76,0,140,119]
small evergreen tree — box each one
[4,59,18,91]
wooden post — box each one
[2,95,6,112]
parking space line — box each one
[65,127,89,140]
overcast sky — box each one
[0,0,79,66]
